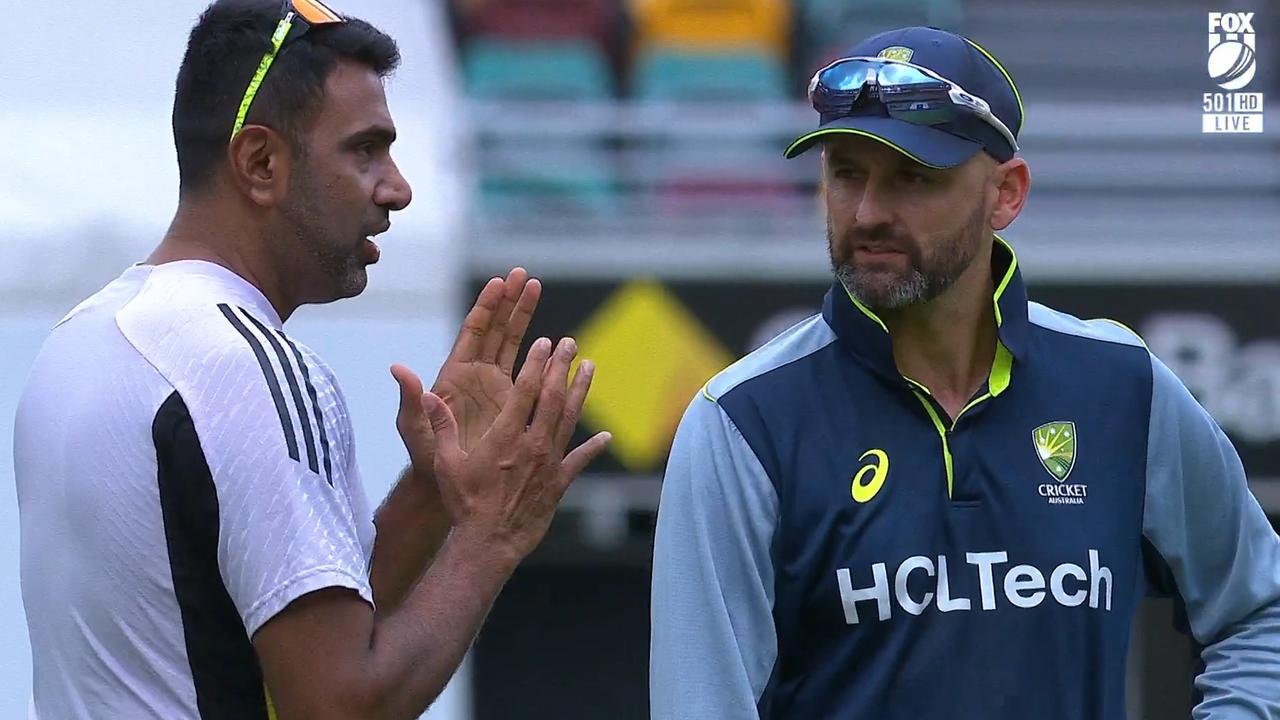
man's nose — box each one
[376,158,412,211]
[853,179,894,229]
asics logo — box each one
[851,449,889,503]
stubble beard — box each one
[282,161,368,302]
[830,201,989,311]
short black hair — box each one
[173,0,400,194]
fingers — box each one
[447,277,505,363]
[559,431,613,483]
[480,268,529,364]
[495,337,553,435]
[421,392,463,469]
[554,359,594,451]
[391,363,424,412]
[390,364,432,466]
[496,277,542,376]
[529,338,576,444]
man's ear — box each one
[226,125,293,208]
[989,157,1030,232]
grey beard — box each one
[830,199,987,312]
[835,262,933,310]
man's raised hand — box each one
[432,268,540,451]
[396,337,610,562]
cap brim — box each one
[783,116,984,168]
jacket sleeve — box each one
[1143,354,1280,719]
[650,391,779,719]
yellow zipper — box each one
[907,383,955,498]
[903,343,1012,499]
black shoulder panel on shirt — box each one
[153,390,271,719]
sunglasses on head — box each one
[229,0,345,142]
[807,56,1019,155]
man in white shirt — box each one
[13,1,610,718]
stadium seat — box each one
[457,0,617,50]
[800,0,963,34]
[480,141,618,216]
[463,39,615,100]
[799,0,965,77]
[646,140,798,212]
[628,0,790,58]
[633,50,787,102]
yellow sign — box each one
[573,280,734,471]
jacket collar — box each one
[822,235,1028,386]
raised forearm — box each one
[369,467,451,614]
[364,531,518,719]
[267,334,601,720]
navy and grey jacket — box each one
[650,239,1280,719]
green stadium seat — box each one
[463,39,615,100]
[798,0,965,77]
[479,141,618,215]
[800,0,963,34]
[633,50,787,102]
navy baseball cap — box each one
[784,26,1024,168]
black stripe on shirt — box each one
[218,304,299,462]
[282,335,335,486]
[153,391,270,719]
[238,309,320,475]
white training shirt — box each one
[14,261,376,719]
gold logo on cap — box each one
[878,46,915,62]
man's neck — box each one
[149,198,296,321]
[879,254,998,421]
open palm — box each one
[432,268,542,451]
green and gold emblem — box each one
[877,46,915,62]
[1033,421,1077,482]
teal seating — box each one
[480,141,618,215]
[800,0,964,37]
[798,0,962,70]
[463,39,615,100]
[633,50,787,102]
[799,0,964,74]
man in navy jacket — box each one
[650,26,1280,720]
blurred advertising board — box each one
[496,278,1280,486]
